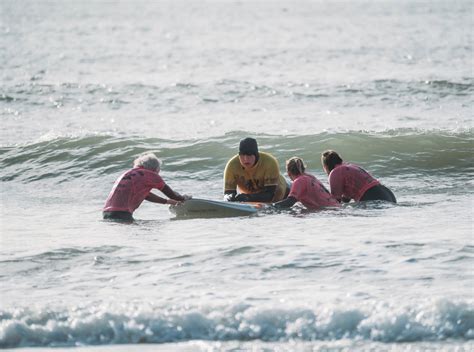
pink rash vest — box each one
[103,167,166,214]
[288,173,340,209]
[328,162,380,201]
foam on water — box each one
[1,298,473,348]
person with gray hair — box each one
[103,152,191,222]
[133,153,161,171]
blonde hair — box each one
[286,157,306,176]
[133,153,161,171]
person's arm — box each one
[145,192,180,205]
[161,184,187,201]
[272,177,299,208]
[234,185,276,202]
[223,158,238,200]
[328,170,345,202]
[272,196,297,209]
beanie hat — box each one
[239,137,259,156]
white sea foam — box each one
[1,299,472,348]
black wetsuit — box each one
[103,211,134,222]
[360,184,397,203]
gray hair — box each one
[133,153,161,171]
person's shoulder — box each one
[121,168,134,176]
[290,175,307,193]
[226,154,239,165]
[128,167,147,176]
[307,173,324,186]
[225,155,241,171]
[296,173,315,184]
[139,168,158,176]
[344,163,363,173]
[259,151,274,158]
[334,163,347,171]
[302,173,316,181]
[329,165,343,178]
[343,162,358,168]
[259,152,278,163]
[142,169,164,181]
[292,175,305,186]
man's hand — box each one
[223,193,236,202]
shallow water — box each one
[1,0,473,350]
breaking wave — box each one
[0,129,472,183]
[1,299,472,348]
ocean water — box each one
[1,0,473,351]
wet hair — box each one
[321,150,343,172]
[286,157,306,176]
[133,153,161,171]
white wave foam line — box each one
[0,299,473,348]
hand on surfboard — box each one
[223,193,250,202]
[167,199,182,206]
[168,194,192,206]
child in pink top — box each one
[103,153,191,221]
[321,150,396,203]
[273,157,339,210]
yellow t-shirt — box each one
[224,152,288,202]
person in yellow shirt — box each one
[223,137,289,202]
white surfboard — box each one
[170,198,265,218]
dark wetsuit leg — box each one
[103,211,134,222]
[360,184,397,203]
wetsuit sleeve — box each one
[272,196,297,209]
[235,185,276,202]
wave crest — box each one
[0,129,472,183]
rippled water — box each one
[1,0,473,350]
